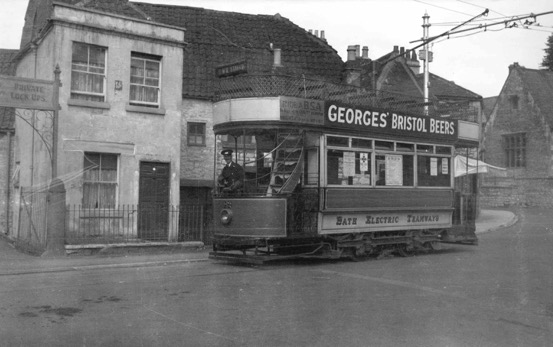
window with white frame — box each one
[130,53,161,107]
[83,153,118,208]
[71,42,107,101]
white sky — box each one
[1,0,552,98]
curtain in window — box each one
[71,43,106,101]
[130,57,160,104]
[83,153,117,208]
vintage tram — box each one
[209,92,480,263]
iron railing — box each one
[16,187,48,253]
[215,74,479,121]
[65,204,210,245]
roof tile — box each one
[133,2,344,99]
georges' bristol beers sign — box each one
[325,101,457,141]
[0,75,57,111]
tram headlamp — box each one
[220,209,233,225]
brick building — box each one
[482,63,553,207]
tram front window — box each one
[216,129,305,196]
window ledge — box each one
[126,104,166,115]
[68,99,110,109]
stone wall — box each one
[480,176,553,207]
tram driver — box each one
[217,149,244,195]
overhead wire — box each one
[412,0,473,16]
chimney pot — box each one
[320,30,325,40]
[347,45,357,61]
[314,30,319,37]
[362,46,369,59]
[393,45,399,53]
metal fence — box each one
[65,204,210,245]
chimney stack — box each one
[406,49,421,74]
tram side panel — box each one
[213,197,287,238]
[321,187,453,233]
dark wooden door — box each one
[138,162,170,240]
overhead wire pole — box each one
[379,8,490,113]
[422,12,431,115]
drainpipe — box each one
[4,130,12,235]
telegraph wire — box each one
[412,0,473,16]
[455,0,507,18]
[410,10,553,44]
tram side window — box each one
[375,154,414,186]
[326,149,372,185]
[417,156,451,187]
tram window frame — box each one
[416,149,452,188]
[326,135,372,186]
[327,136,349,147]
[374,150,414,188]
[324,135,453,188]
[304,147,319,186]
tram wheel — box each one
[423,241,441,251]
[396,245,415,257]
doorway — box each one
[138,162,170,240]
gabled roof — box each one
[132,2,344,99]
[482,96,498,123]
[390,72,481,101]
[0,49,18,130]
[513,65,553,126]
[22,0,345,100]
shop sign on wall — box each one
[0,75,56,111]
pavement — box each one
[0,209,518,276]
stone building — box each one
[482,63,553,207]
[0,49,18,235]
[14,0,185,241]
